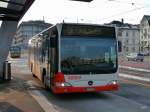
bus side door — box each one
[49,27,58,88]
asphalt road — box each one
[7,57,150,112]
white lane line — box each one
[120,77,150,88]
[119,73,150,82]
[119,66,150,73]
[28,90,59,112]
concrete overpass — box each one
[0,0,35,79]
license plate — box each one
[86,88,95,91]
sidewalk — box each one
[0,58,44,112]
[0,79,44,112]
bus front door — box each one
[50,46,57,88]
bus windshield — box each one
[10,47,20,52]
[61,37,117,74]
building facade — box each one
[117,27,140,56]
[140,15,150,54]
[106,20,140,57]
[13,20,52,50]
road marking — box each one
[28,90,59,112]
[107,93,150,110]
[119,66,150,73]
[26,80,59,112]
[120,77,150,88]
[119,73,150,82]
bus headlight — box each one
[108,80,117,85]
[61,83,65,87]
[55,82,72,87]
[112,81,117,85]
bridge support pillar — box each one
[0,21,18,79]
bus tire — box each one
[31,64,36,77]
[32,73,36,77]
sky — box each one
[1,0,150,25]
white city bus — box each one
[28,23,119,94]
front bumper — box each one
[52,84,119,94]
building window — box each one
[126,47,128,52]
[148,28,150,33]
[126,32,128,37]
[144,41,147,46]
[142,23,144,27]
[132,47,135,52]
[118,30,122,36]
[132,31,135,37]
[118,41,122,52]
[132,39,135,44]
[144,29,147,37]
[126,39,129,44]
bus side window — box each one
[41,39,46,62]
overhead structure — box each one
[71,0,93,2]
[0,0,35,81]
[0,0,35,21]
[0,0,92,80]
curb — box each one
[119,73,150,83]
[119,66,150,73]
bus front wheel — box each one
[31,63,36,77]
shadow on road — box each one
[0,102,23,112]
[38,90,115,112]
[53,92,111,101]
